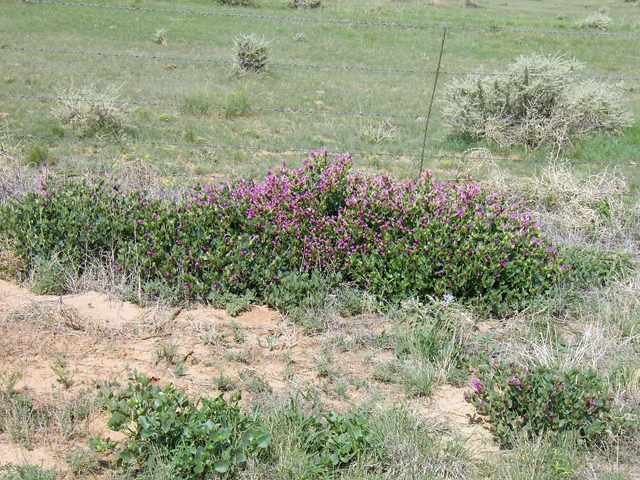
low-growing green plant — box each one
[209,290,255,317]
[239,370,272,394]
[0,464,58,480]
[66,448,101,476]
[25,145,54,167]
[233,33,271,74]
[271,397,384,475]
[95,372,271,477]
[467,362,634,447]
[559,246,637,288]
[153,342,181,365]
[213,372,237,392]
[30,254,72,295]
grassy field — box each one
[0,1,639,479]
[1,0,639,182]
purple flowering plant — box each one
[3,152,563,312]
[466,362,627,447]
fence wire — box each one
[4,45,639,83]
[19,0,640,38]
[3,92,633,130]
[10,134,639,167]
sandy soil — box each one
[0,279,497,473]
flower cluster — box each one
[3,152,562,312]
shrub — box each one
[288,0,322,9]
[443,53,632,150]
[233,33,271,74]
[1,153,563,313]
[94,372,271,477]
[466,362,632,447]
[51,84,128,139]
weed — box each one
[0,366,23,396]
[50,354,74,389]
[315,351,339,380]
[239,370,272,394]
[30,254,72,295]
[233,33,271,74]
[223,85,255,119]
[357,118,399,144]
[0,464,58,480]
[66,449,101,476]
[227,349,251,364]
[213,372,237,392]
[25,145,55,166]
[152,28,168,45]
[154,342,181,365]
[217,0,253,5]
[209,289,255,316]
[229,320,246,343]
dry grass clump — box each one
[443,53,632,151]
[575,10,613,30]
[462,153,639,253]
[51,84,129,139]
[526,163,639,251]
[288,0,322,9]
[358,119,400,144]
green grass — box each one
[0,0,638,181]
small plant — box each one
[575,10,613,30]
[239,370,272,394]
[464,0,479,7]
[233,33,271,74]
[30,254,72,295]
[315,351,339,380]
[229,321,246,343]
[97,372,271,477]
[288,0,322,9]
[466,362,632,447]
[66,449,101,476]
[0,366,23,396]
[52,83,129,139]
[25,145,54,166]
[152,28,169,45]
[227,350,251,364]
[335,286,376,317]
[213,372,237,392]
[293,32,308,42]
[357,119,399,144]
[154,341,181,365]
[50,354,74,389]
[209,289,255,316]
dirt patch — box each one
[0,280,495,469]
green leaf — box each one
[213,459,231,473]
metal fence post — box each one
[419,27,447,177]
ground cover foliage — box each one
[1,151,564,314]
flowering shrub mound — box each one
[2,152,562,312]
[466,363,628,447]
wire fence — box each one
[2,0,639,177]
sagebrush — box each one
[443,53,632,150]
